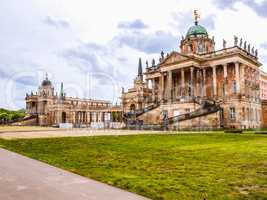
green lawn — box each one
[0,133,267,200]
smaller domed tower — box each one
[38,73,54,97]
[180,11,215,55]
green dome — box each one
[186,24,208,38]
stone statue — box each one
[234,35,238,46]
[248,44,251,54]
[182,35,184,40]
[244,41,247,51]
[252,47,255,55]
[161,50,164,59]
[121,87,124,93]
[152,59,155,67]
[223,39,226,49]
[212,36,215,43]
[239,38,243,47]
[255,49,258,57]
[146,60,149,68]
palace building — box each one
[260,71,267,127]
[24,74,123,127]
[23,13,267,130]
[122,14,263,130]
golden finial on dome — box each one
[194,10,200,25]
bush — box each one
[224,129,243,133]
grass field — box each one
[0,133,267,200]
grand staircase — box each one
[11,114,38,125]
[123,102,160,122]
[123,97,221,129]
[167,98,221,124]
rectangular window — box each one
[230,107,236,120]
[233,81,237,94]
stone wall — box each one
[261,100,267,128]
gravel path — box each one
[0,129,163,139]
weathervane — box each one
[194,10,200,25]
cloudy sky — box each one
[1,0,267,109]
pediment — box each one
[160,52,190,65]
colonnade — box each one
[51,111,123,124]
[72,111,122,124]
[147,62,248,103]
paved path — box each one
[0,148,149,200]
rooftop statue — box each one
[152,59,155,67]
[161,50,164,59]
[234,36,238,46]
[239,38,243,47]
[223,39,226,49]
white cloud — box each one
[0,0,267,109]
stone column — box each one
[190,67,194,97]
[235,62,240,93]
[98,112,102,122]
[202,68,206,97]
[81,112,84,123]
[223,64,228,96]
[212,66,217,96]
[152,78,155,102]
[167,70,172,103]
[196,69,201,97]
[87,112,90,124]
[223,64,227,79]
[72,112,75,124]
[85,112,87,124]
[239,64,245,95]
[160,74,165,102]
[181,69,185,97]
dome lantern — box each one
[41,73,52,87]
[180,10,214,55]
[186,10,208,38]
